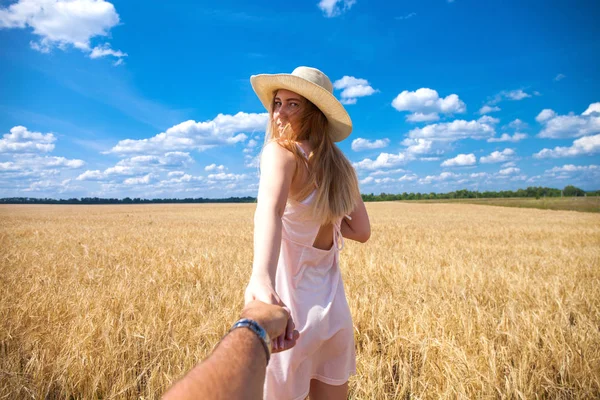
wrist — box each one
[229,318,271,365]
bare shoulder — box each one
[261,140,296,168]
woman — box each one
[245,66,371,400]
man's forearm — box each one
[163,328,267,400]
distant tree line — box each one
[361,185,596,202]
[0,196,257,204]
[0,186,596,205]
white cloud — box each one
[499,167,520,175]
[477,115,500,125]
[536,109,556,123]
[3,154,85,172]
[487,132,527,143]
[402,138,437,154]
[547,164,598,173]
[419,157,440,161]
[504,90,531,101]
[76,152,191,182]
[108,112,268,154]
[533,134,600,158]
[89,43,127,60]
[480,148,515,164]
[0,125,55,153]
[479,105,501,114]
[508,119,527,129]
[554,74,566,82]
[359,176,374,185]
[0,0,126,62]
[205,163,227,172]
[318,0,356,17]
[333,76,378,105]
[351,138,389,151]
[123,173,158,185]
[441,153,476,167]
[392,88,466,122]
[583,102,600,116]
[25,178,75,193]
[353,152,411,171]
[487,89,532,106]
[206,172,248,181]
[419,171,459,184]
[244,154,260,169]
[536,103,600,139]
[369,168,406,176]
[168,171,185,177]
[502,161,517,168]
[407,119,495,142]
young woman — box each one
[245,66,371,400]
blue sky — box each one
[1,0,599,198]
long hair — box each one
[263,92,360,225]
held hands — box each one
[244,276,297,352]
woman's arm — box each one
[341,195,370,243]
[245,141,296,304]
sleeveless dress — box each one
[263,145,356,400]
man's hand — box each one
[241,300,299,352]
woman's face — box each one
[273,89,306,135]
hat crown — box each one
[291,66,333,94]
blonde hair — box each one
[263,91,360,225]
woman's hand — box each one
[244,275,281,305]
[244,275,295,351]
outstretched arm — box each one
[341,194,370,243]
[163,301,299,400]
[247,141,296,291]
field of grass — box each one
[1,203,599,399]
[413,196,600,213]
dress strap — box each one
[333,215,352,251]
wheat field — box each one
[1,203,599,399]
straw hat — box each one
[250,66,352,142]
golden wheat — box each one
[1,203,599,399]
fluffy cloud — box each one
[477,115,500,125]
[533,134,600,158]
[480,148,515,164]
[536,103,600,139]
[440,153,476,167]
[108,112,268,154]
[487,133,527,143]
[419,171,459,184]
[401,138,438,155]
[206,172,248,182]
[392,88,466,122]
[547,164,598,173]
[499,167,520,175]
[353,152,411,171]
[318,0,356,17]
[205,164,227,172]
[76,152,192,181]
[123,173,158,186]
[485,89,532,107]
[0,0,126,62]
[406,119,495,142]
[333,76,378,105]
[479,105,501,114]
[351,138,389,151]
[0,125,55,153]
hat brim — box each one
[250,73,352,142]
